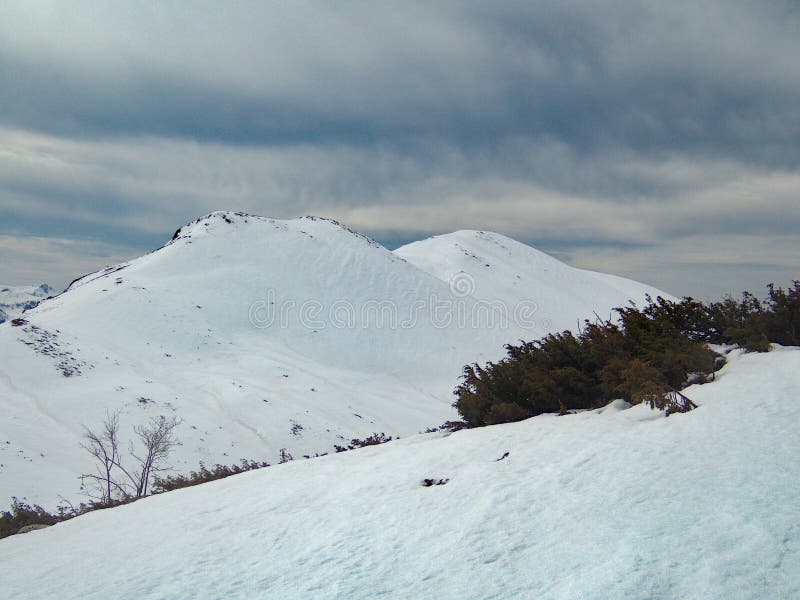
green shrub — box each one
[454,303,722,427]
[637,281,799,351]
[454,281,799,428]
[764,281,800,346]
[485,402,532,425]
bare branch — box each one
[80,411,181,502]
[79,409,127,503]
[130,416,182,496]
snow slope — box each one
[0,283,53,322]
[396,230,667,332]
[1,348,797,599]
[0,212,665,506]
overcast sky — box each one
[1,1,798,298]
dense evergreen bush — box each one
[454,281,799,427]
[454,315,718,427]
[640,281,800,351]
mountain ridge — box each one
[0,212,667,505]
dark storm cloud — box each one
[0,1,799,295]
[2,1,799,165]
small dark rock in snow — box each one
[422,478,449,487]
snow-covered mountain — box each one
[0,212,666,505]
[0,283,54,323]
[2,348,797,599]
[396,230,661,333]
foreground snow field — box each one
[2,348,797,599]
[0,212,665,506]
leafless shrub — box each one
[153,459,271,493]
[278,448,294,463]
[80,410,182,502]
[334,432,393,452]
[80,410,125,504]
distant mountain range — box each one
[0,283,54,323]
[0,212,666,505]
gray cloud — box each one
[0,233,142,290]
[0,1,798,297]
[2,2,800,161]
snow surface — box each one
[0,212,665,506]
[395,230,665,332]
[1,348,797,599]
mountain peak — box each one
[171,211,266,240]
[0,214,665,506]
[169,212,383,249]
